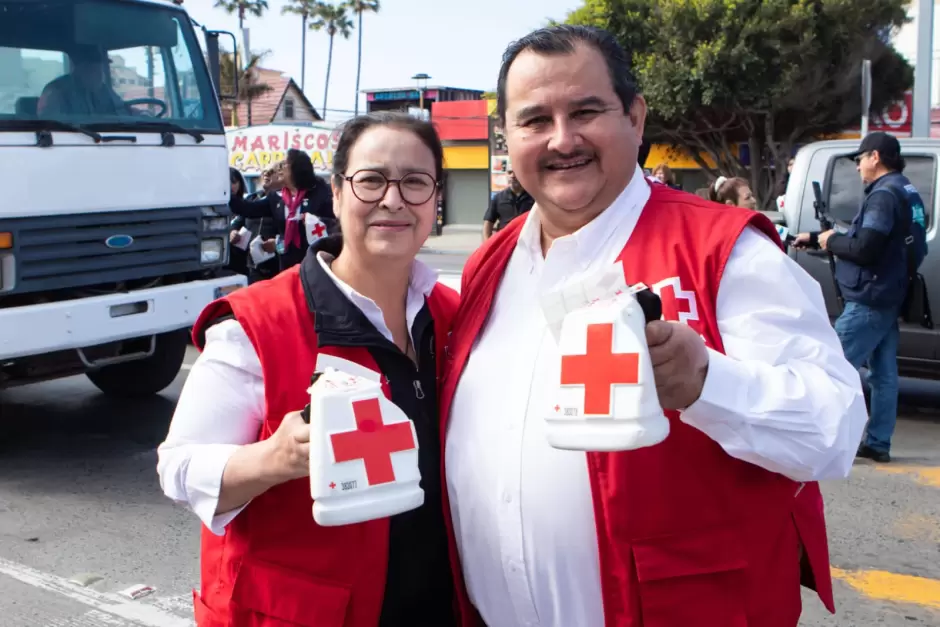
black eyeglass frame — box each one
[341,169,441,205]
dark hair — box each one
[286,148,319,191]
[709,176,750,205]
[229,167,246,197]
[496,25,638,125]
[332,111,444,184]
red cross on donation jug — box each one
[542,264,670,452]
[308,364,423,526]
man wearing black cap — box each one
[795,132,928,463]
[37,46,126,117]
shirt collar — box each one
[516,163,652,269]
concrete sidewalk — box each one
[421,225,483,255]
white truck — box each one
[0,0,246,396]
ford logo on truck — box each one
[105,234,134,249]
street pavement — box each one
[1,255,939,626]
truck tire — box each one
[86,330,189,398]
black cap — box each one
[848,131,901,160]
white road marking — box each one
[0,557,193,627]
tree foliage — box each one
[219,49,273,126]
[564,0,913,208]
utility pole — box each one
[912,0,934,137]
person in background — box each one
[651,163,681,189]
[157,112,460,626]
[230,149,336,271]
[226,168,250,277]
[775,157,796,211]
[793,132,928,463]
[709,174,758,210]
[483,169,535,240]
[241,165,283,284]
[37,46,126,116]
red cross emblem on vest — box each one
[560,322,639,415]
[311,222,327,238]
[329,398,416,486]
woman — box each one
[651,163,681,189]
[158,112,459,627]
[230,148,336,271]
[709,174,758,210]
[226,168,250,277]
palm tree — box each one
[344,0,379,116]
[214,0,268,30]
[310,3,354,120]
[281,0,321,93]
[219,50,274,126]
[215,0,269,124]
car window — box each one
[827,154,935,228]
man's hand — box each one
[261,238,277,253]
[791,232,813,249]
[645,321,709,410]
[818,229,835,250]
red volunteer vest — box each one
[189,266,459,627]
[440,185,835,627]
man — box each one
[794,132,927,463]
[38,46,126,117]
[483,169,535,240]
[242,164,283,283]
[441,25,867,627]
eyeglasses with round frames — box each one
[343,169,439,205]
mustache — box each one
[539,150,595,168]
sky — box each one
[183,0,585,121]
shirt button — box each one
[502,492,512,503]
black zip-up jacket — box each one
[230,181,337,270]
[300,237,456,627]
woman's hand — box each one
[264,411,311,483]
[215,410,312,516]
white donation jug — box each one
[540,262,670,452]
[307,363,424,526]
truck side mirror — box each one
[204,29,238,102]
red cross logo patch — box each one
[560,322,640,415]
[329,398,416,486]
[651,277,698,325]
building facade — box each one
[362,86,484,116]
[432,99,491,226]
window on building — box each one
[284,97,295,119]
[827,153,935,229]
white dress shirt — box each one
[157,252,439,535]
[444,165,868,627]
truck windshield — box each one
[0,0,222,132]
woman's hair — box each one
[709,175,750,205]
[652,163,675,185]
[332,112,445,187]
[229,167,246,197]
[286,148,319,190]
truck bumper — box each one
[0,275,247,361]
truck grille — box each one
[7,207,205,295]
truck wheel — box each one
[86,330,189,398]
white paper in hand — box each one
[232,226,252,251]
[540,263,668,453]
[249,235,276,266]
[308,367,423,527]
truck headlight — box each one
[201,239,224,264]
